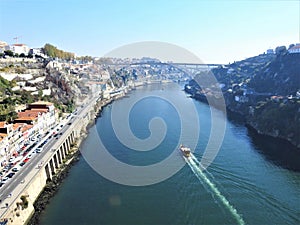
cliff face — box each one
[247,100,300,148]
[185,52,300,149]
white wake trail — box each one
[186,154,245,225]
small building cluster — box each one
[0,40,46,58]
[265,43,300,55]
[0,101,57,168]
[288,43,300,54]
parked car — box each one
[23,158,29,163]
[6,172,15,178]
[12,167,19,172]
[1,177,9,183]
[9,157,15,162]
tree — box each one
[4,50,14,57]
[38,89,43,99]
[19,53,26,58]
[275,46,287,55]
[43,43,74,60]
[288,44,295,50]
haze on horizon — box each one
[0,0,299,64]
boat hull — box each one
[179,145,191,158]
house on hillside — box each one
[266,49,274,54]
[0,41,8,53]
[5,44,30,55]
[288,44,300,54]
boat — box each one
[179,144,191,158]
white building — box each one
[0,41,8,53]
[29,48,42,55]
[5,44,30,55]
[266,49,274,54]
[288,44,300,54]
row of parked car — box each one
[0,118,69,190]
[0,133,49,188]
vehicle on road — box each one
[23,158,29,163]
[6,172,15,178]
[36,148,43,153]
[1,177,9,183]
[12,167,19,172]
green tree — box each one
[4,50,14,57]
[38,89,43,99]
[43,43,74,60]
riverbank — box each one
[185,86,300,150]
[27,150,81,225]
[24,91,128,224]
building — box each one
[266,49,274,54]
[29,48,42,55]
[5,43,30,55]
[0,41,8,53]
[16,101,57,134]
[27,101,57,130]
[0,101,57,168]
[29,48,47,58]
[0,122,29,167]
[288,44,300,54]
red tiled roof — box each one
[0,133,7,141]
[12,123,22,130]
[13,44,26,47]
[21,124,33,132]
[30,108,48,112]
[18,111,41,118]
[14,117,36,121]
[0,121,7,128]
[290,45,300,50]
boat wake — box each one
[185,154,245,225]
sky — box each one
[0,0,299,64]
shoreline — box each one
[26,129,87,225]
[186,90,300,150]
[25,92,124,224]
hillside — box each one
[0,57,90,121]
[248,53,300,95]
[185,50,300,148]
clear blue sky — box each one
[0,0,299,63]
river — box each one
[39,83,300,225]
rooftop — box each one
[29,101,54,106]
[14,117,37,121]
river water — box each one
[40,83,300,225]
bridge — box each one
[102,61,223,77]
